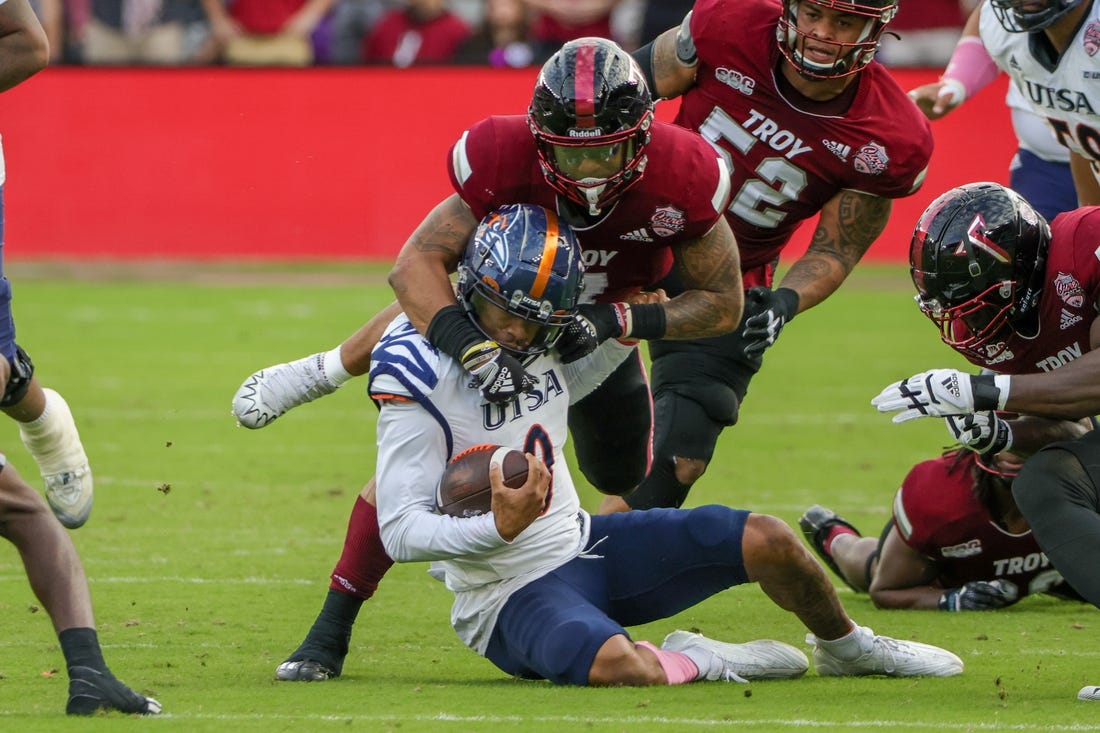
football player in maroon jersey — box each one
[873,182,1100,610]
[872,179,1100,700]
[598,0,933,512]
[234,37,748,682]
[799,437,1087,611]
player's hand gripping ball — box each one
[435,444,529,518]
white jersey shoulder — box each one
[981,3,1100,171]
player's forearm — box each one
[379,504,506,562]
[388,197,475,335]
[1005,356,1100,419]
[1069,151,1100,206]
[661,288,743,339]
[779,191,889,311]
[868,585,945,610]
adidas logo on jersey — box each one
[823,139,851,161]
[1060,308,1083,329]
[1008,55,1021,72]
[620,228,653,242]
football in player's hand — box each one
[436,444,529,518]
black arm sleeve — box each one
[631,41,658,99]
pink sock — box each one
[636,641,700,684]
[823,525,858,555]
[329,496,394,599]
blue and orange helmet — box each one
[457,204,586,355]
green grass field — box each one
[1,262,1097,732]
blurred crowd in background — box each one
[31,0,978,69]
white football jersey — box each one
[371,313,633,653]
[981,2,1100,179]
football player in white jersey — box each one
[323,203,965,686]
[909,3,1078,221]
[983,0,1100,203]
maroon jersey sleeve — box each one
[446,115,555,219]
[680,0,932,265]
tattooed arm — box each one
[388,193,480,335]
[664,216,744,338]
[776,189,891,313]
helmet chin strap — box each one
[580,178,607,216]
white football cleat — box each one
[661,630,809,681]
[807,626,963,677]
[1078,686,1100,701]
[232,353,337,429]
[19,388,93,529]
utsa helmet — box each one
[777,0,898,79]
[528,37,653,216]
[457,204,586,356]
[989,0,1084,32]
[910,182,1050,361]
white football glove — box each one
[945,412,1013,455]
[871,369,1009,423]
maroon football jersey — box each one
[893,453,1064,596]
[957,207,1100,374]
[447,115,730,303]
[679,0,933,274]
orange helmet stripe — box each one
[529,211,559,299]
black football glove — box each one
[555,303,629,364]
[460,340,537,403]
[741,286,799,358]
[945,411,1013,455]
[427,304,536,404]
[938,580,1019,611]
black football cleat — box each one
[798,505,861,591]
[66,666,161,716]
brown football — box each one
[435,444,529,518]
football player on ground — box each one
[0,0,93,529]
[597,0,933,511]
[869,181,1100,700]
[800,438,1087,610]
[240,37,747,681]
[0,0,159,714]
[362,202,964,685]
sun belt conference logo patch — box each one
[853,141,889,175]
[650,206,685,237]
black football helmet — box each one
[528,37,653,216]
[777,0,898,79]
[909,182,1050,361]
[457,204,585,356]
[989,0,1084,32]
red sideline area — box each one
[0,66,1012,262]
